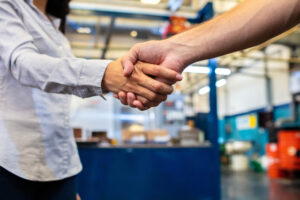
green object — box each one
[250,160,264,173]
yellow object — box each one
[111,139,118,146]
[249,115,257,128]
[187,120,195,129]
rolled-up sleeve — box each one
[0,1,110,98]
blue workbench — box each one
[77,145,220,200]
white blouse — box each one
[0,0,111,181]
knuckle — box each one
[126,83,135,92]
[153,66,160,75]
[142,98,150,105]
[131,74,139,82]
[167,86,174,94]
[148,93,157,101]
[153,83,163,92]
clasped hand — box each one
[112,40,187,110]
[102,57,182,110]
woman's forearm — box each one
[168,0,300,66]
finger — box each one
[113,94,119,99]
[119,91,128,105]
[139,62,183,82]
[136,95,161,108]
[133,85,167,103]
[122,45,140,76]
[127,92,136,107]
[133,100,149,111]
[133,73,174,95]
[131,99,148,110]
[123,60,134,77]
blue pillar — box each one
[208,58,221,199]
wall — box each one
[225,45,291,116]
[193,44,291,116]
[193,44,293,155]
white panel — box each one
[221,45,292,116]
[226,73,267,115]
[266,44,292,104]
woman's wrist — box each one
[101,60,125,93]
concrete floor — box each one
[222,170,300,200]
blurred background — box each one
[66,1,300,200]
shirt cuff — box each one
[77,59,112,98]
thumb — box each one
[122,59,134,77]
[122,44,141,76]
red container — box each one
[278,130,300,170]
[266,143,284,178]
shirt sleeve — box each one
[0,1,110,98]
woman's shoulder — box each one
[0,0,25,15]
[0,0,18,8]
[0,0,24,7]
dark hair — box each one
[46,0,71,33]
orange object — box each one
[162,16,189,38]
[278,130,300,170]
[266,143,284,178]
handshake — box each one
[102,40,191,110]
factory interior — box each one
[63,0,300,199]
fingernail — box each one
[176,74,183,80]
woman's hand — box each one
[102,58,181,110]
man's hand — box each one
[114,40,190,109]
[102,58,181,110]
[122,40,189,77]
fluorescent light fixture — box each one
[198,79,227,95]
[141,0,160,4]
[77,27,92,34]
[184,66,210,74]
[198,86,210,95]
[216,68,231,76]
[183,66,231,76]
[216,79,227,87]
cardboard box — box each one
[146,130,170,143]
[122,130,146,144]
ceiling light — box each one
[141,0,161,5]
[77,27,92,34]
[183,66,231,76]
[130,30,138,38]
[198,86,210,95]
[184,66,210,74]
[216,68,231,76]
[216,79,227,87]
[198,79,227,95]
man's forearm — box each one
[167,0,300,66]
